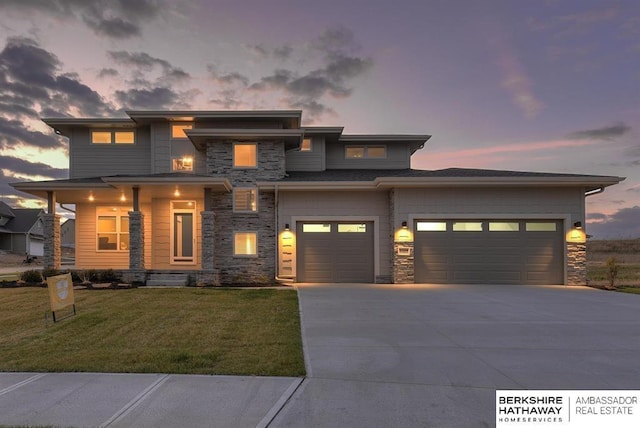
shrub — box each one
[98,269,120,283]
[606,257,619,288]
[20,270,43,283]
[41,268,59,279]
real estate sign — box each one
[47,273,75,312]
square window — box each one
[234,232,257,256]
[234,189,258,212]
[301,138,312,151]
[233,143,257,168]
[172,124,193,139]
[114,131,135,144]
[92,131,112,144]
[345,146,365,158]
[172,157,194,171]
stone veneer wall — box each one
[566,242,587,285]
[393,242,414,283]
[42,213,60,270]
[205,140,284,284]
[126,211,146,282]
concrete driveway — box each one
[271,283,640,427]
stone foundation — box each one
[567,242,587,285]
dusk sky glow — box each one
[0,0,638,238]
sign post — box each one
[46,273,76,323]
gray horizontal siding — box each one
[70,127,152,179]
[325,142,410,169]
[285,137,325,171]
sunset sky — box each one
[0,0,638,238]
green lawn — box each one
[587,263,640,287]
[0,287,305,376]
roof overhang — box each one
[126,110,302,128]
[42,118,135,138]
[186,128,303,150]
[340,134,432,154]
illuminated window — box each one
[234,232,257,256]
[92,130,135,144]
[452,222,483,232]
[416,221,447,231]
[172,123,193,139]
[338,224,367,233]
[301,138,312,151]
[172,157,194,171]
[489,222,520,232]
[345,145,387,159]
[526,222,557,232]
[233,143,257,168]
[302,224,331,233]
[234,189,258,212]
[96,207,130,251]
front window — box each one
[233,143,257,168]
[172,157,194,171]
[234,188,258,212]
[301,138,312,151]
[96,207,130,251]
[92,130,135,144]
[234,232,257,256]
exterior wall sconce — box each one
[284,223,290,231]
[401,221,408,229]
[573,221,582,230]
[567,221,586,243]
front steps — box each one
[146,272,190,287]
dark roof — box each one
[0,201,15,218]
[279,168,610,182]
[0,203,43,234]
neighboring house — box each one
[12,110,624,285]
[61,218,75,249]
[0,201,45,256]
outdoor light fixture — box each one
[88,193,95,202]
[573,221,583,230]
[284,223,290,231]
[174,188,181,197]
[120,193,126,202]
[401,221,408,229]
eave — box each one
[126,110,302,128]
[42,118,135,137]
[186,128,303,150]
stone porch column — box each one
[42,213,61,270]
[567,242,587,285]
[128,211,145,270]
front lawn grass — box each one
[0,288,305,376]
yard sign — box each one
[46,273,76,321]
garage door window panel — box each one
[452,222,483,232]
[416,221,447,231]
[338,224,367,233]
[526,222,557,232]
[302,224,331,233]
[489,222,520,232]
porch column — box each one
[43,191,60,270]
[127,187,145,283]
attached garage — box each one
[414,219,564,285]
[296,221,374,282]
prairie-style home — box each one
[12,110,623,285]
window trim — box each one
[91,129,136,145]
[233,231,258,257]
[233,188,258,213]
[96,206,131,252]
[344,145,387,159]
[233,142,258,169]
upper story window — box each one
[172,157,194,172]
[171,123,193,139]
[92,130,135,144]
[233,143,257,168]
[345,145,386,159]
[233,188,258,212]
[300,138,312,152]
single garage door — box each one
[297,221,374,282]
[414,220,564,284]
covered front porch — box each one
[12,174,232,285]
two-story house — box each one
[12,110,623,285]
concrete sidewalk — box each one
[0,372,301,427]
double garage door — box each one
[414,219,564,284]
[296,222,374,283]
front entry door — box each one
[171,201,196,264]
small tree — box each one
[606,257,619,288]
